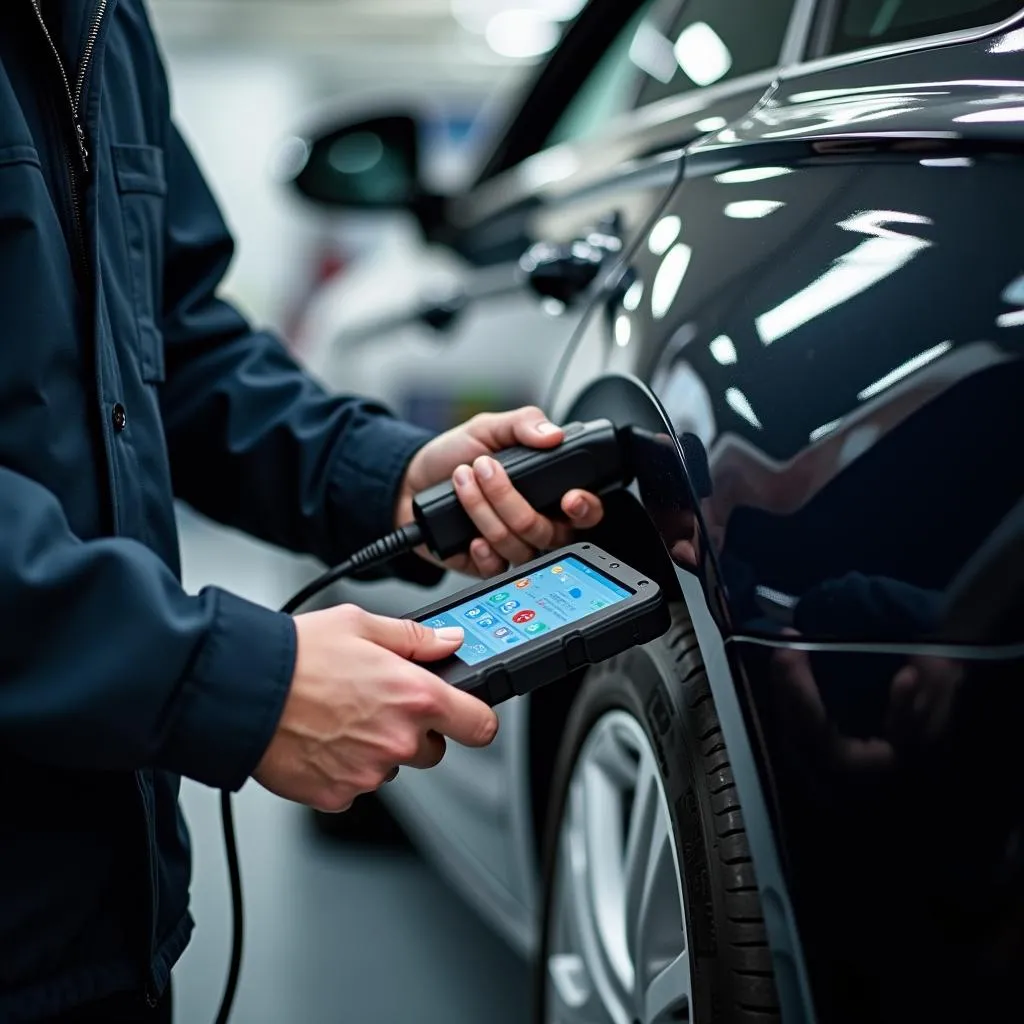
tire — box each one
[536,605,779,1024]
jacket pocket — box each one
[113,143,166,383]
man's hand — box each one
[396,406,605,577]
[254,607,498,812]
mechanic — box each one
[0,4,605,1022]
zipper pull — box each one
[74,120,89,173]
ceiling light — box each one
[623,280,644,312]
[674,22,732,87]
[615,315,632,347]
[485,9,560,59]
[725,388,762,429]
[648,215,682,256]
[997,309,1024,328]
[714,167,792,184]
[629,22,677,84]
[756,211,933,345]
[709,335,737,365]
[724,200,785,219]
[809,419,841,442]
[857,341,952,401]
[956,105,1024,122]
[651,244,692,320]
[694,116,728,133]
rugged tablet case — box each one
[407,543,671,707]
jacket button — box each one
[112,403,127,432]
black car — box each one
[289,1,1024,1021]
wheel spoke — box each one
[562,775,632,1024]
[631,794,670,969]
[547,953,614,1024]
[645,950,691,1022]
[623,751,659,962]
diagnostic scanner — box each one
[413,419,632,560]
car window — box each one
[544,0,678,148]
[636,0,799,108]
[824,0,1022,55]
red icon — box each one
[515,578,532,589]
[512,610,536,624]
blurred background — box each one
[154,2,585,1020]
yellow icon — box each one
[551,566,564,575]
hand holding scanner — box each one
[408,543,669,707]
[412,419,631,560]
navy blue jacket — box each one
[0,2,434,1017]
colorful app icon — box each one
[500,600,520,613]
[514,578,532,589]
[494,627,512,639]
[465,607,484,619]
[569,587,583,600]
[551,565,564,575]
[476,614,496,629]
[525,622,548,635]
[512,610,536,624]
[488,592,510,605]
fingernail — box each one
[454,466,472,488]
[536,421,560,436]
[475,457,495,481]
[434,627,464,643]
[567,496,587,518]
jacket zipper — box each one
[29,0,108,269]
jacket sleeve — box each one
[0,466,294,790]
[157,118,438,577]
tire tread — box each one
[663,617,780,1023]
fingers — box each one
[561,489,604,529]
[468,406,563,452]
[453,462,536,565]
[349,607,464,662]
[469,538,507,578]
[405,730,447,770]
[427,682,500,749]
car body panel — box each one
[550,13,1024,1021]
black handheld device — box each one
[412,419,631,560]
[408,543,669,707]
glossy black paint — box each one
[553,12,1024,1024]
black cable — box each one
[212,523,424,1024]
[214,790,243,1024]
[281,524,423,615]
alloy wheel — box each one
[546,711,691,1023]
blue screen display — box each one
[420,556,633,667]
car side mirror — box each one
[290,113,424,211]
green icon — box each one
[591,599,608,610]
[488,592,510,604]
[525,622,548,635]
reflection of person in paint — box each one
[646,427,962,775]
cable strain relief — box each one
[349,523,423,571]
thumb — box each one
[357,611,464,662]
[471,406,564,451]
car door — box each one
[324,0,807,948]
[551,0,1024,1017]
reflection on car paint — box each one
[555,21,1024,1015]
